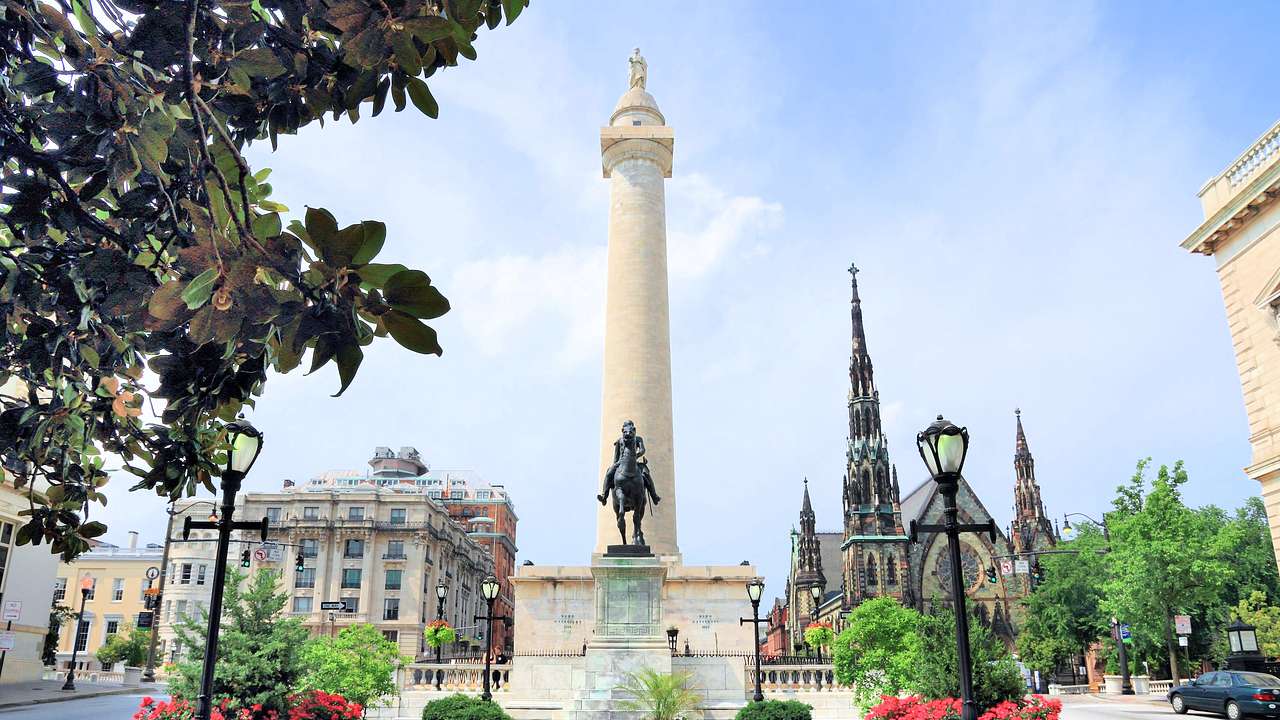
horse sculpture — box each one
[599,420,660,547]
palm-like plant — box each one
[616,668,703,720]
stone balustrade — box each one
[1227,122,1280,187]
[748,661,845,692]
[401,662,510,693]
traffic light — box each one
[1031,560,1044,584]
[986,565,998,584]
[240,549,252,568]
[295,552,305,573]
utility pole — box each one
[142,505,175,683]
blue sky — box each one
[101,1,1280,605]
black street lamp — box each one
[61,576,95,691]
[808,584,825,661]
[476,575,511,701]
[1110,617,1135,694]
[908,415,994,720]
[185,419,268,720]
[740,577,767,703]
[142,500,218,684]
[1225,618,1265,671]
[435,580,447,662]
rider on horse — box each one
[598,420,662,507]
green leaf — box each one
[80,521,108,539]
[231,48,286,78]
[356,263,408,288]
[383,310,442,356]
[390,31,422,76]
[181,268,220,310]
[502,0,524,25]
[384,270,450,319]
[324,224,366,268]
[304,206,339,258]
[404,16,454,44]
[351,221,386,265]
[332,343,364,397]
[406,77,439,119]
[252,212,282,240]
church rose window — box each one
[933,544,982,595]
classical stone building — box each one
[1180,117,1280,569]
[239,446,502,659]
[54,537,163,670]
[780,267,1056,651]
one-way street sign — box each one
[319,601,346,611]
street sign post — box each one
[0,632,15,651]
[1014,559,1030,575]
[1175,615,1192,636]
[137,611,154,629]
[1120,623,1133,643]
[319,601,346,611]
[145,566,160,581]
[1000,560,1013,576]
[2,601,21,622]
[1179,635,1188,647]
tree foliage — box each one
[913,603,1024,711]
[734,700,813,720]
[0,0,526,559]
[832,597,923,709]
[615,669,704,720]
[169,568,308,714]
[301,622,407,711]
[1234,590,1280,659]
[95,623,150,667]
[1017,523,1107,675]
[421,695,512,720]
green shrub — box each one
[735,699,813,720]
[421,694,512,720]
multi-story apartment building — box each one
[240,446,503,659]
[154,499,222,664]
[53,535,163,671]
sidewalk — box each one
[1060,692,1167,706]
[0,679,152,710]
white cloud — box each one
[668,173,783,279]
[449,245,607,368]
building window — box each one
[865,554,878,586]
[176,600,187,619]
[389,508,407,525]
[476,490,491,500]
[348,507,364,521]
[344,539,364,558]
[886,554,897,585]
[74,619,91,652]
[341,569,362,588]
[180,563,192,585]
[383,630,398,643]
[341,596,359,613]
[383,598,399,621]
[385,570,402,590]
[266,507,282,523]
[449,490,463,500]
[84,579,95,600]
[169,563,176,584]
[301,538,318,558]
[386,541,404,559]
[295,568,316,589]
[292,596,313,613]
[105,619,120,637]
[112,578,124,601]
[303,507,319,520]
[53,578,67,602]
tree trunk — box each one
[1164,613,1181,685]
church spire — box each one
[796,478,825,591]
[1011,408,1054,553]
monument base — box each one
[604,544,652,557]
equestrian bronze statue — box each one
[598,420,661,546]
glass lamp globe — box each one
[916,415,969,478]
[481,575,500,601]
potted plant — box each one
[425,620,457,653]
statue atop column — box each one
[599,420,661,546]
[628,48,647,90]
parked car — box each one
[1170,671,1280,719]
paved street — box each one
[1061,697,1192,720]
[0,693,156,720]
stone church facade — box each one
[781,266,1057,653]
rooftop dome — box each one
[611,87,665,126]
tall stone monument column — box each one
[595,50,678,558]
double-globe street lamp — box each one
[184,419,268,720]
[907,415,996,720]
[476,575,511,701]
[740,577,766,703]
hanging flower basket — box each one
[804,621,835,650]
[425,620,456,649]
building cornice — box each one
[1183,135,1280,255]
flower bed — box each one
[133,691,361,720]
[866,695,1061,720]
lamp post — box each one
[1110,617,1135,694]
[184,419,267,720]
[61,576,95,691]
[1225,618,1265,672]
[740,577,766,703]
[476,575,511,701]
[908,415,994,720]
[808,584,825,661]
[435,580,447,662]
[1061,512,1110,542]
[141,500,218,683]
